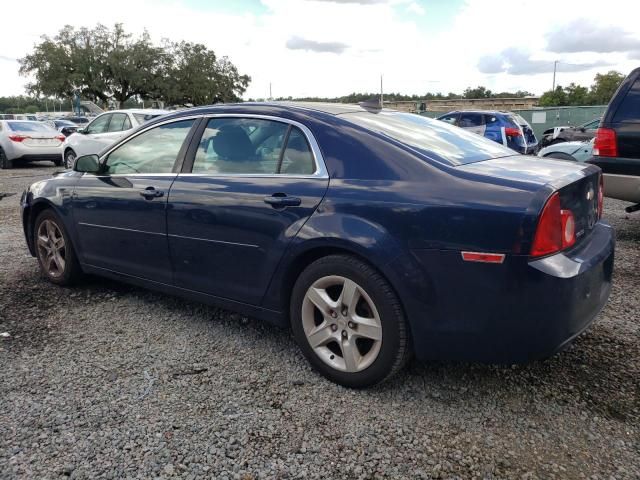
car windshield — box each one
[342,111,515,166]
[7,121,53,133]
[133,113,163,124]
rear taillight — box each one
[56,135,65,142]
[8,134,27,142]
[531,192,576,257]
[593,128,618,157]
[504,127,522,137]
[598,174,604,219]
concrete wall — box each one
[384,97,540,113]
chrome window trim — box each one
[96,113,328,179]
[187,114,328,179]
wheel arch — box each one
[23,199,59,256]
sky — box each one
[0,0,639,100]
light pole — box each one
[552,60,559,91]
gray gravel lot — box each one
[1,162,639,479]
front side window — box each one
[192,118,288,174]
[104,119,195,175]
[86,114,111,134]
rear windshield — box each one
[612,77,640,123]
[133,113,163,124]
[342,111,514,165]
[7,121,52,132]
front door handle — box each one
[140,187,164,200]
[264,193,301,208]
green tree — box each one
[463,86,492,99]
[589,70,625,105]
[19,23,250,108]
[539,86,568,107]
[565,83,590,105]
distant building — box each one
[384,97,540,113]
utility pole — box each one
[552,60,558,91]
[380,75,383,108]
[269,82,272,101]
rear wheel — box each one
[34,210,82,286]
[63,149,76,169]
[290,254,410,388]
[0,148,12,169]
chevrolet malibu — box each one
[21,103,614,387]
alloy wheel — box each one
[36,219,66,278]
[64,150,76,169]
[301,275,382,372]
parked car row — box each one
[0,110,168,169]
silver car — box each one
[0,121,65,169]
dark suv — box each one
[588,67,640,213]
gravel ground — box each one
[1,162,639,479]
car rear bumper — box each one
[405,221,615,364]
[4,142,63,161]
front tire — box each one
[63,149,76,169]
[0,148,13,169]
[33,210,82,286]
[290,254,410,388]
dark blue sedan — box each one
[21,103,614,387]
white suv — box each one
[61,109,169,167]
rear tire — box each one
[33,209,82,286]
[0,148,13,169]
[290,254,410,388]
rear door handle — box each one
[264,193,301,208]
[140,187,164,199]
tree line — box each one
[17,24,250,110]
[538,71,625,107]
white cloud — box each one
[0,0,638,100]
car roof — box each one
[105,108,170,115]
[441,110,515,115]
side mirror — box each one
[78,127,87,134]
[74,154,101,173]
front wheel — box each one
[63,149,76,169]
[290,255,410,388]
[34,210,82,286]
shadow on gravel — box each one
[390,326,639,424]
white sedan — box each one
[61,109,169,168]
[0,120,65,169]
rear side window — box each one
[192,118,288,174]
[107,113,128,132]
[280,127,315,175]
[612,77,640,122]
[485,115,499,125]
[343,112,514,166]
[458,113,484,128]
